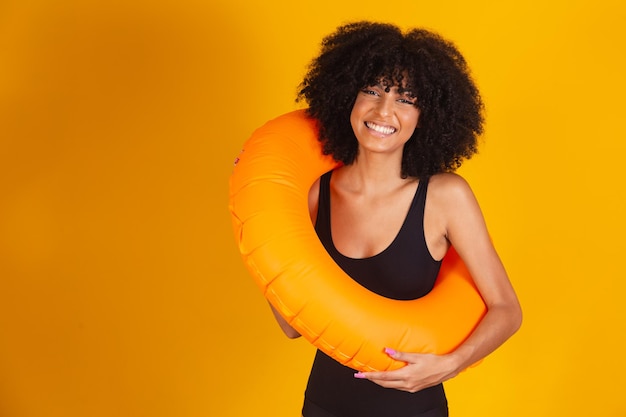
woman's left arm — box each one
[356,174,522,392]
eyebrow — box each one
[367,81,416,100]
[371,83,410,93]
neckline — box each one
[326,172,422,261]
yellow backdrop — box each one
[1,0,624,416]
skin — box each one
[271,84,522,393]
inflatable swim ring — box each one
[229,109,486,372]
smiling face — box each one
[349,82,420,159]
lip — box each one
[365,121,397,136]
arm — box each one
[356,174,522,392]
[436,174,522,370]
[269,303,301,339]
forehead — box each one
[371,75,416,96]
[368,67,415,90]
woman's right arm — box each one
[269,303,301,338]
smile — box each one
[365,121,396,135]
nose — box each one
[375,94,393,117]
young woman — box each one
[270,21,522,417]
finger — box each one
[354,369,406,382]
[385,347,418,364]
[353,371,392,381]
[385,347,428,364]
[352,348,409,380]
[384,347,401,360]
[355,372,417,392]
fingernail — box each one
[384,347,397,356]
[354,372,366,379]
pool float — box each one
[228,109,486,372]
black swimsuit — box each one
[302,171,447,417]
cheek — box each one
[405,109,420,130]
[349,105,361,132]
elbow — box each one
[487,298,523,338]
[510,301,523,335]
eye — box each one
[361,88,379,96]
[397,92,417,105]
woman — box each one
[270,21,522,417]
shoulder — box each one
[427,172,476,204]
[427,173,485,239]
[426,173,482,224]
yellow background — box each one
[1,0,625,416]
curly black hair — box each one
[297,21,484,178]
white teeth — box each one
[366,122,396,135]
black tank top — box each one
[303,171,447,417]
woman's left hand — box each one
[353,348,461,393]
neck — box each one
[335,152,408,193]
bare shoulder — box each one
[427,173,487,245]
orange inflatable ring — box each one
[229,109,486,372]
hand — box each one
[353,348,461,393]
